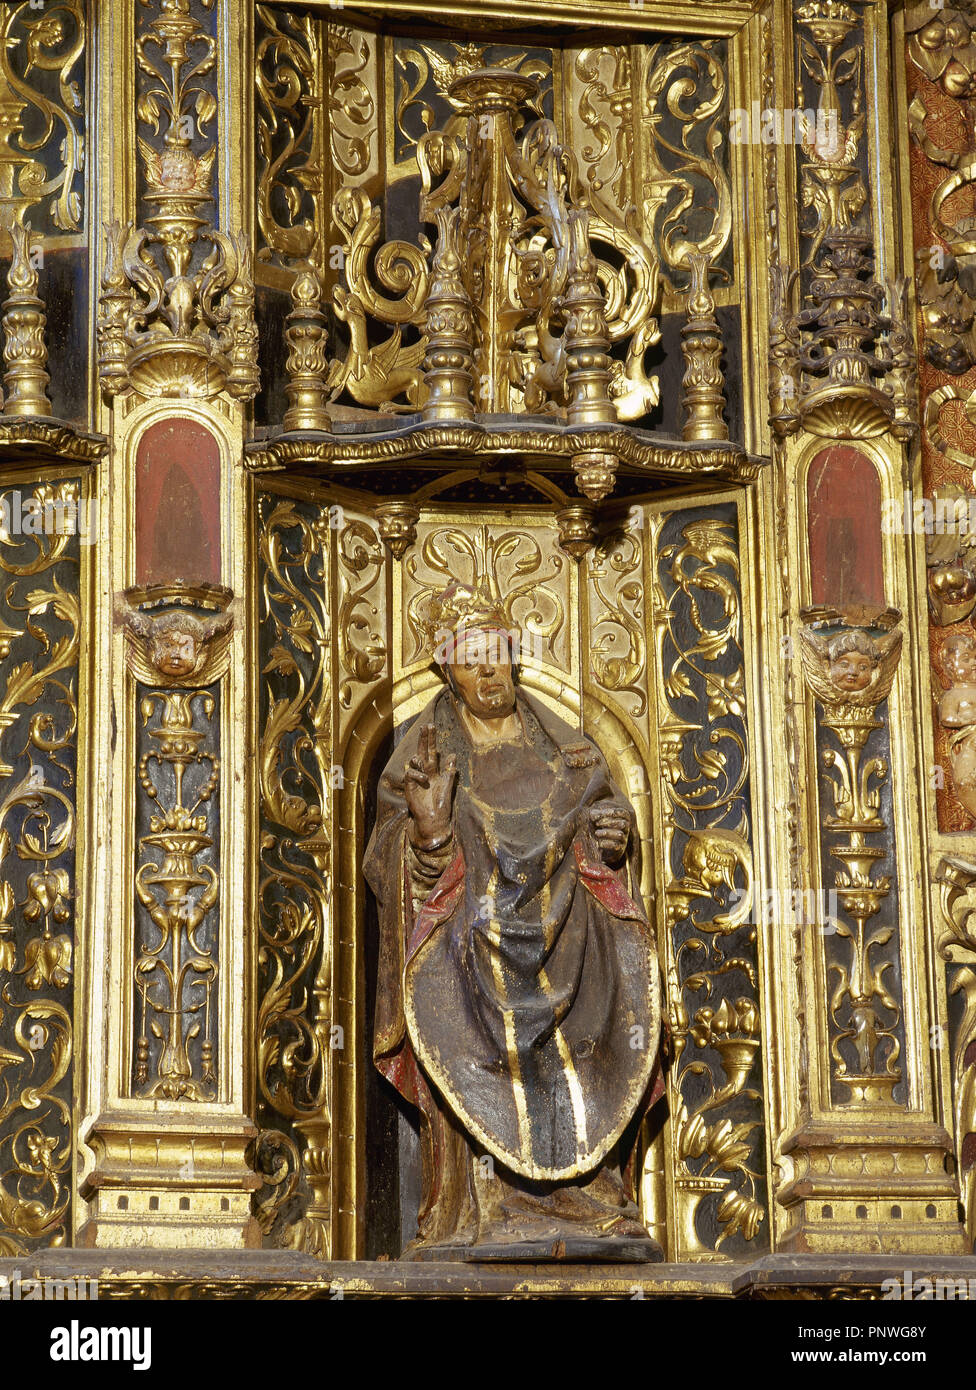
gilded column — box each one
[78,0,260,1248]
[765,0,966,1254]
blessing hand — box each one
[405,724,457,848]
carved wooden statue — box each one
[364,582,662,1261]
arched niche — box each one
[332,665,660,1258]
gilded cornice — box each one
[0,419,106,464]
[281,0,765,38]
[246,420,765,485]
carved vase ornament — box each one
[364,581,662,1260]
[121,584,233,1102]
[799,607,904,1102]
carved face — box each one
[944,633,976,686]
[448,629,516,719]
[828,650,875,692]
[150,624,198,679]
[921,281,976,375]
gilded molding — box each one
[0,421,104,462]
[246,422,762,485]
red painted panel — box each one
[807,446,885,607]
[135,419,221,586]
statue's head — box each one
[943,629,976,687]
[421,580,519,718]
[826,630,878,693]
[446,627,517,719]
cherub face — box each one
[151,625,198,678]
[829,650,875,692]
[944,634,976,686]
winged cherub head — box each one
[826,630,879,693]
[124,606,232,685]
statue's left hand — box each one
[589,806,631,864]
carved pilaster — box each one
[94,0,259,403]
[80,581,259,1249]
[777,607,967,1253]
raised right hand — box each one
[405,723,457,847]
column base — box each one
[777,1121,969,1255]
[78,1111,261,1250]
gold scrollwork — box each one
[405,523,565,670]
[573,40,732,294]
[651,508,765,1257]
[328,24,374,183]
[0,996,71,1254]
[133,688,219,1102]
[934,856,976,1243]
[587,527,647,721]
[337,519,385,709]
[0,476,79,1255]
[257,497,333,1258]
[0,0,86,243]
[255,6,322,266]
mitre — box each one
[416,580,513,665]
